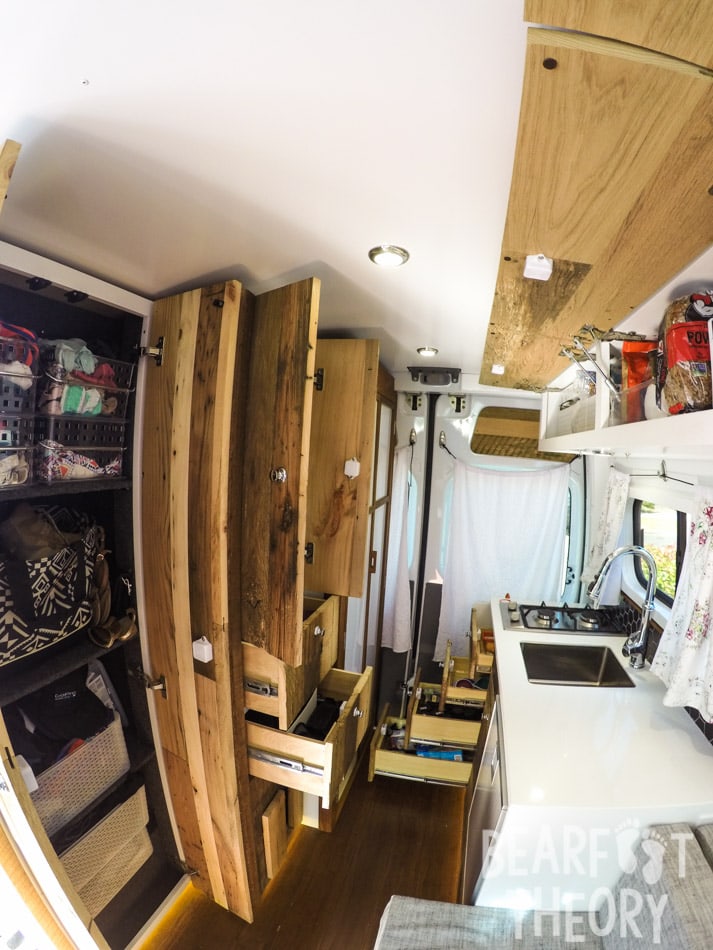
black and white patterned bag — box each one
[0,506,103,668]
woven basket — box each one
[31,713,130,836]
[60,785,152,916]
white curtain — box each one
[436,461,570,659]
[580,467,631,595]
[651,491,713,722]
[381,446,413,653]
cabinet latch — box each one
[140,336,165,367]
[314,367,324,391]
[130,666,167,699]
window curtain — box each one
[381,446,412,653]
[651,491,713,722]
[436,461,570,659]
[580,467,631,597]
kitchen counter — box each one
[473,596,713,911]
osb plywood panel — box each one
[471,407,576,461]
[525,0,713,71]
[480,29,713,390]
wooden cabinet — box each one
[479,26,713,392]
[305,339,380,597]
[246,666,372,809]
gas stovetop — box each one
[500,600,639,635]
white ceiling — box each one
[0,1,529,379]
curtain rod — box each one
[621,461,694,487]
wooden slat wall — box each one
[480,29,713,390]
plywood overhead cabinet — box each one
[481,16,713,390]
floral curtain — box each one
[580,467,631,596]
[651,492,713,722]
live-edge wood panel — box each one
[480,28,713,390]
[525,0,713,71]
[240,278,320,667]
[305,339,379,598]
[141,281,255,920]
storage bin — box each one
[0,335,38,414]
[31,712,130,836]
[36,350,134,420]
[0,446,32,488]
[60,785,152,916]
[35,439,124,483]
[34,416,128,448]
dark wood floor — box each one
[143,753,466,950]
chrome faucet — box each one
[586,545,657,670]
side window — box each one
[632,499,686,606]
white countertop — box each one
[473,597,713,910]
[492,595,713,814]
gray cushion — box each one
[601,822,713,950]
[373,896,603,949]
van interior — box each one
[3,3,713,949]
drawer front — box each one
[247,666,372,808]
[369,706,472,786]
[303,594,340,681]
[406,672,482,748]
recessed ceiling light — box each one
[491,364,506,375]
[368,245,410,267]
[417,346,439,357]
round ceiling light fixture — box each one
[417,346,439,357]
[368,244,410,267]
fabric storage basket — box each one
[60,785,152,916]
[30,712,130,836]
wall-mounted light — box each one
[368,245,410,267]
[523,254,553,281]
[491,364,506,375]
[417,346,438,357]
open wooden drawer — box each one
[369,704,474,786]
[407,668,484,749]
[246,666,372,808]
[243,595,340,729]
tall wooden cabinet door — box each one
[304,339,379,598]
[0,140,20,215]
[141,281,256,921]
[241,278,320,668]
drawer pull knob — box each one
[353,707,364,718]
[270,467,287,483]
[314,625,325,638]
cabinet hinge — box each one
[314,367,324,391]
[304,541,314,564]
[140,336,165,366]
[130,665,167,699]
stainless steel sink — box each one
[520,642,635,688]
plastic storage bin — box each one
[36,349,134,420]
[30,713,130,836]
[60,784,152,916]
[35,439,125,482]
